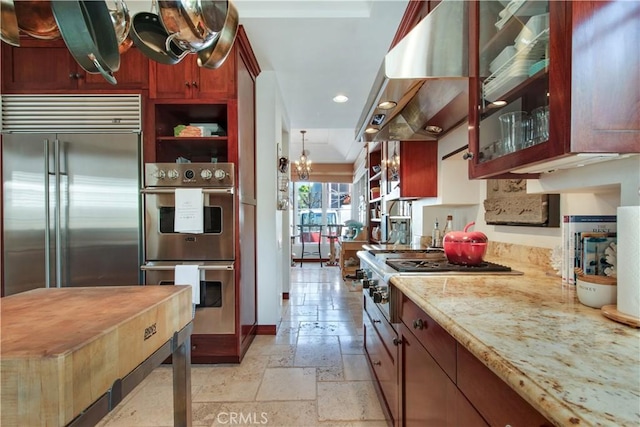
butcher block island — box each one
[1,286,193,427]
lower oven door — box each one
[143,188,235,260]
[142,261,235,335]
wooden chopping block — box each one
[1,285,192,427]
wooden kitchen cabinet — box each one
[150,53,235,100]
[457,344,552,427]
[1,38,149,93]
[368,145,383,243]
[340,240,365,278]
[400,324,488,427]
[400,294,456,380]
[144,27,260,364]
[386,140,438,200]
[363,288,399,426]
[392,285,552,426]
[150,101,230,163]
[366,139,437,243]
[467,0,640,179]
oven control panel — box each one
[145,163,235,187]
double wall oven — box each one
[141,163,235,335]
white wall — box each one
[415,123,639,250]
[256,71,290,326]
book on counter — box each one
[581,232,617,276]
[562,215,617,285]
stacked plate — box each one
[484,59,537,102]
[495,0,548,30]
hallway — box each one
[97,263,386,426]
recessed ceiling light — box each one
[425,125,443,134]
[333,94,349,103]
[365,126,379,134]
[377,100,397,110]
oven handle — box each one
[140,188,234,195]
[141,264,235,271]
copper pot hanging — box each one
[1,0,20,46]
[14,0,61,40]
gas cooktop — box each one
[385,259,519,274]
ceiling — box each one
[235,1,409,164]
[127,0,408,164]
[126,0,408,163]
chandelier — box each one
[388,147,400,178]
[294,130,312,180]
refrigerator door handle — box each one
[44,139,51,288]
[54,139,62,288]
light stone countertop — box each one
[389,247,640,427]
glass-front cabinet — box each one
[468,1,640,179]
[469,0,553,178]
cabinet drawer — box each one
[400,294,456,380]
[364,293,398,364]
[457,344,552,427]
[364,321,398,422]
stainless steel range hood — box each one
[356,0,469,142]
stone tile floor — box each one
[97,263,386,427]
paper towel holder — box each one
[601,305,640,328]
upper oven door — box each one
[144,188,235,260]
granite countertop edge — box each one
[389,259,640,427]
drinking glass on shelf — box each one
[531,106,550,145]
[499,111,527,153]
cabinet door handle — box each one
[192,81,198,88]
[185,81,190,87]
[372,319,381,323]
[393,338,403,346]
[413,318,425,330]
[373,361,382,366]
[462,151,474,160]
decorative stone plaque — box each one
[484,179,559,226]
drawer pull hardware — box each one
[413,318,425,330]
[393,338,403,346]
[373,360,382,366]
[372,319,381,323]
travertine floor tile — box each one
[294,335,342,367]
[256,367,316,401]
[298,320,358,336]
[210,400,318,426]
[342,354,371,381]
[95,382,175,427]
[193,374,262,402]
[339,336,365,355]
[286,305,319,317]
[317,366,344,382]
[192,402,223,426]
[98,264,382,427]
[317,381,385,421]
[318,308,356,321]
[317,421,389,427]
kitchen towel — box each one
[174,188,204,233]
[174,264,201,307]
[616,206,640,319]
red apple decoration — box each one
[443,222,488,265]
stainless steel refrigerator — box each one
[1,95,143,296]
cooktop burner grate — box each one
[385,259,513,273]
